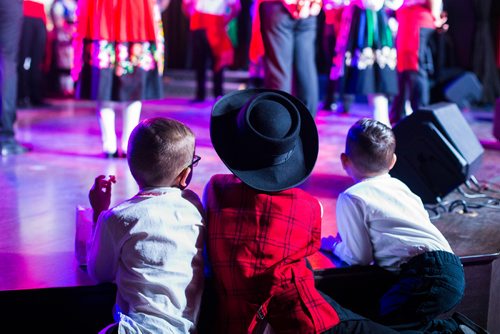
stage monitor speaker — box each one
[444,72,483,109]
[390,102,484,204]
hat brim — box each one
[210,89,318,192]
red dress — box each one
[74,0,164,101]
[204,174,340,333]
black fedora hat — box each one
[210,89,318,192]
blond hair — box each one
[127,117,195,187]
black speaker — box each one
[390,103,484,204]
[444,72,483,109]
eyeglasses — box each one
[189,154,201,168]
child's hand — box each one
[320,234,342,253]
[89,175,116,223]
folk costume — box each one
[50,0,77,97]
[389,0,441,124]
[18,0,48,108]
[331,0,401,125]
[182,0,240,102]
[73,0,164,157]
[204,89,403,334]
[321,0,354,112]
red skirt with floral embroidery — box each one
[74,0,164,101]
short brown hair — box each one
[345,118,396,174]
[127,117,195,187]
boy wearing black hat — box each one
[203,89,402,333]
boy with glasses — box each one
[87,117,205,333]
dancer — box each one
[50,0,77,97]
[73,0,164,158]
[331,0,402,126]
[0,0,30,155]
[389,0,447,124]
[182,0,241,102]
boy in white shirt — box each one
[322,118,465,330]
[87,117,205,334]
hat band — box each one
[259,146,295,166]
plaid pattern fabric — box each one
[204,174,339,333]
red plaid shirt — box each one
[204,174,340,333]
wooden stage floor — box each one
[0,96,499,331]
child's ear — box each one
[340,153,349,169]
[388,153,397,170]
[177,167,192,189]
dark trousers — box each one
[0,0,23,140]
[192,29,223,100]
[378,250,465,331]
[17,16,47,105]
[320,292,401,334]
[390,27,435,124]
[260,2,319,117]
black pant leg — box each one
[0,0,23,140]
[192,29,208,100]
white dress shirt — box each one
[334,174,452,271]
[87,187,205,334]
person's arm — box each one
[428,0,447,28]
[86,175,118,282]
[50,2,65,30]
[333,193,374,265]
[86,211,120,282]
[157,0,171,12]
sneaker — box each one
[0,139,30,156]
[452,312,489,334]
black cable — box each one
[425,201,448,220]
[448,200,469,213]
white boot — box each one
[121,101,142,155]
[98,106,117,155]
[371,94,391,127]
[405,99,413,117]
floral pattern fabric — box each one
[84,40,163,77]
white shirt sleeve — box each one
[87,212,119,283]
[334,192,375,265]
